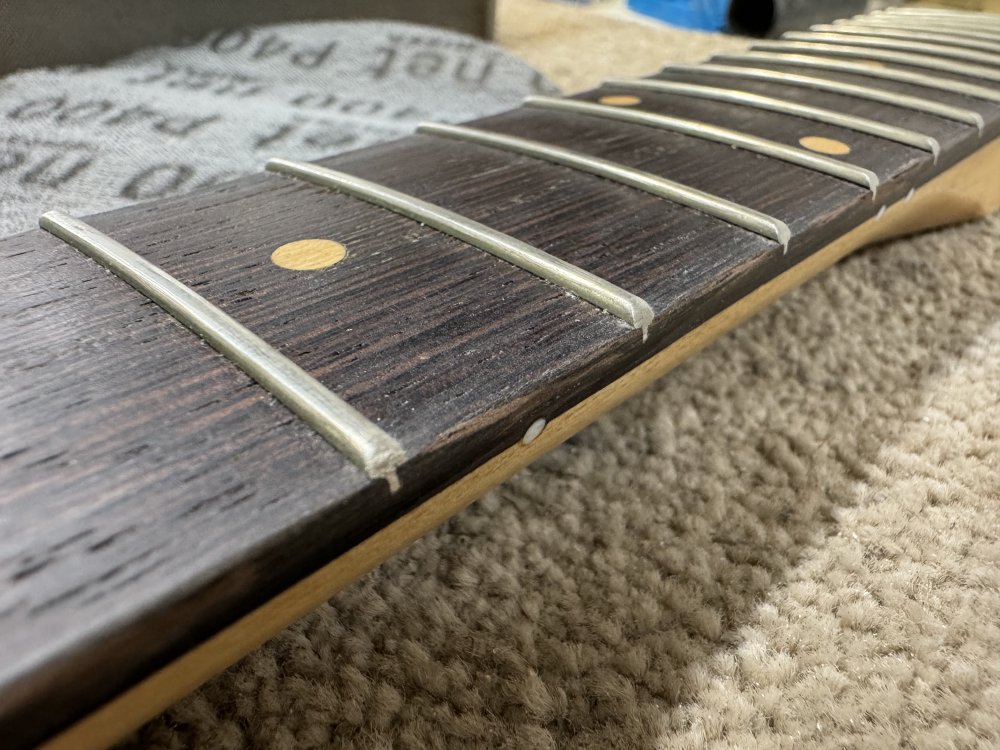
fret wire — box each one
[416,121,793,251]
[523,95,881,194]
[712,51,1000,104]
[782,31,1000,67]
[884,7,1000,27]
[886,5,1000,13]
[751,40,1000,84]
[873,8,1000,27]
[856,15,1000,40]
[881,25,1000,39]
[663,62,984,132]
[817,23,1000,54]
[265,157,655,337]
[876,9,1000,38]
[38,209,407,487]
[602,77,941,160]
[848,13,1000,39]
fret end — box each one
[266,157,296,175]
[606,292,654,340]
[775,221,792,254]
[416,122,448,138]
[39,209,77,237]
[862,170,879,200]
[384,470,401,493]
[39,209,64,227]
[628,298,655,342]
[359,437,407,493]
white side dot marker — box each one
[522,418,547,445]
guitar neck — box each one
[4,6,1000,748]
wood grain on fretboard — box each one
[3,11,1000,748]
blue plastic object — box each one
[627,0,729,31]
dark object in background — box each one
[0,0,494,74]
[728,0,871,36]
[628,0,730,30]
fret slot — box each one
[662,62,984,132]
[602,77,941,160]
[712,51,1000,104]
[38,210,407,487]
[265,157,655,337]
[751,40,1000,84]
[820,23,1000,54]
[783,31,1000,67]
[416,121,792,251]
[523,95,881,194]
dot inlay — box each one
[271,239,347,271]
[599,94,642,107]
[798,135,851,156]
[522,418,547,445]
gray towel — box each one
[0,20,557,237]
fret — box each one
[712,50,1000,104]
[847,13,1000,33]
[38,210,408,486]
[601,77,942,160]
[883,6,1000,27]
[663,62,985,132]
[858,15,1000,40]
[782,31,1000,67]
[816,23,1000,54]
[751,40,1000,84]
[522,95,881,193]
[416,121,793,250]
[266,157,655,335]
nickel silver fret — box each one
[266,157,655,336]
[417,121,792,251]
[38,209,407,487]
[884,7,1000,27]
[664,62,984,132]
[601,77,941,160]
[858,16,1000,40]
[523,95,880,193]
[782,31,1000,67]
[817,23,1000,54]
[712,50,1000,104]
[847,15,1000,37]
[751,40,1000,84]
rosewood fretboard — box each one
[4,6,1000,748]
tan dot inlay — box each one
[598,94,642,107]
[271,239,347,271]
[799,135,852,156]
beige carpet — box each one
[123,2,1000,747]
